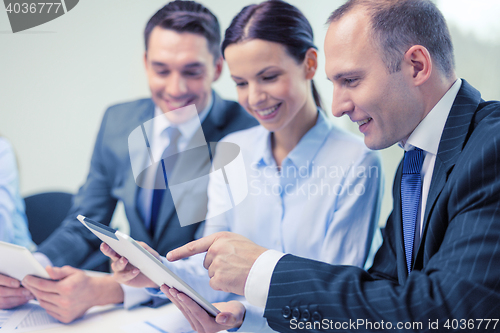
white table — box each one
[18,302,184,333]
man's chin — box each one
[163,104,200,125]
[364,137,392,151]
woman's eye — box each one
[263,75,278,81]
[235,82,247,87]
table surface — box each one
[29,302,181,333]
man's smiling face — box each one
[144,27,221,123]
[325,8,424,150]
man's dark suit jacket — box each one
[38,92,257,270]
[264,80,500,332]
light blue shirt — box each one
[0,138,35,250]
[152,110,383,332]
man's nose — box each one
[165,72,188,97]
[331,87,354,118]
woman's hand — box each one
[161,284,246,333]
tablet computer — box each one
[0,241,51,281]
[77,215,220,317]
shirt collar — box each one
[254,109,332,174]
[400,78,462,153]
[153,92,213,141]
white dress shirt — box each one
[401,79,462,250]
[245,79,463,310]
[136,96,213,227]
[123,95,213,308]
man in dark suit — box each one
[162,0,500,332]
[0,0,256,323]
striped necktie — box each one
[401,147,424,274]
[150,127,181,234]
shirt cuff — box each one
[33,252,53,268]
[244,250,285,309]
[236,303,269,332]
[122,284,153,309]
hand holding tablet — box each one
[78,215,220,317]
[0,241,50,281]
[0,241,46,309]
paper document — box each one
[121,306,195,333]
[0,302,62,332]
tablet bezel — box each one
[0,241,50,281]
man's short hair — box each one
[144,0,221,61]
[328,0,455,78]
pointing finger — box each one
[167,232,222,262]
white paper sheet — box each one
[0,302,62,332]
[121,307,195,333]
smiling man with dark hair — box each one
[0,0,256,323]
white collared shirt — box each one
[400,78,461,249]
[137,94,213,227]
[125,94,214,309]
[150,95,213,161]
[244,79,463,309]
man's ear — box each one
[402,45,432,86]
[143,51,148,71]
[213,56,224,82]
[304,48,318,80]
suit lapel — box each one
[130,100,156,242]
[414,80,482,266]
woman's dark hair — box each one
[222,0,322,108]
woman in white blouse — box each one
[104,1,383,332]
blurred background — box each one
[1,0,499,229]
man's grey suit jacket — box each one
[38,92,257,270]
[263,80,500,332]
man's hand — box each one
[100,242,159,288]
[0,273,34,309]
[162,285,245,333]
[167,232,267,295]
[22,266,124,323]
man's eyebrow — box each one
[151,61,167,67]
[333,71,364,81]
[150,62,205,69]
[183,62,205,69]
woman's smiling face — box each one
[224,39,315,133]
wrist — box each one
[93,275,124,306]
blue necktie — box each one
[150,127,181,234]
[401,148,424,274]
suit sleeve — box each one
[37,108,118,267]
[263,120,500,332]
